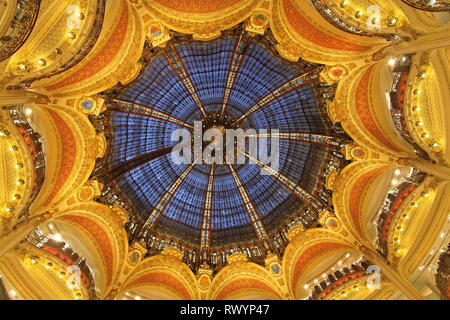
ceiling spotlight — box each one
[394,169,401,175]
[67,32,76,39]
[340,1,348,8]
[388,58,396,66]
[37,59,46,67]
[387,17,397,26]
[355,11,363,18]
[18,64,27,71]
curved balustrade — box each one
[435,243,449,300]
[0,0,41,62]
[8,105,45,223]
[26,230,97,300]
[311,0,400,42]
[375,169,426,257]
[9,0,106,89]
[308,260,373,300]
[401,0,450,12]
[388,55,429,160]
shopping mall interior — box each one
[0,0,449,300]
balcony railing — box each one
[389,55,429,160]
[0,0,41,62]
[401,0,450,12]
[8,105,45,223]
[308,260,373,300]
[435,243,449,300]
[27,230,98,300]
[375,168,426,257]
[311,0,400,42]
[9,0,106,89]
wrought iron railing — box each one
[401,0,450,12]
[308,260,373,300]
[435,243,449,300]
[27,230,98,300]
[8,105,45,223]
[375,168,426,257]
[311,0,401,42]
[389,55,429,160]
[0,0,41,62]
[9,0,106,89]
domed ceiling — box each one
[90,25,350,268]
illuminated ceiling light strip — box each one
[228,164,268,242]
[231,68,322,126]
[162,44,210,123]
[247,132,344,147]
[244,152,324,212]
[141,162,197,232]
[111,99,193,130]
[220,32,249,119]
[200,165,215,250]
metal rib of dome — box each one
[92,26,350,270]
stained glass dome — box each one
[91,26,350,270]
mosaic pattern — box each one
[292,242,350,288]
[349,166,388,235]
[62,215,114,286]
[282,0,371,52]
[43,110,77,206]
[356,67,401,152]
[129,272,192,299]
[153,0,242,14]
[215,278,281,300]
[45,0,128,91]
